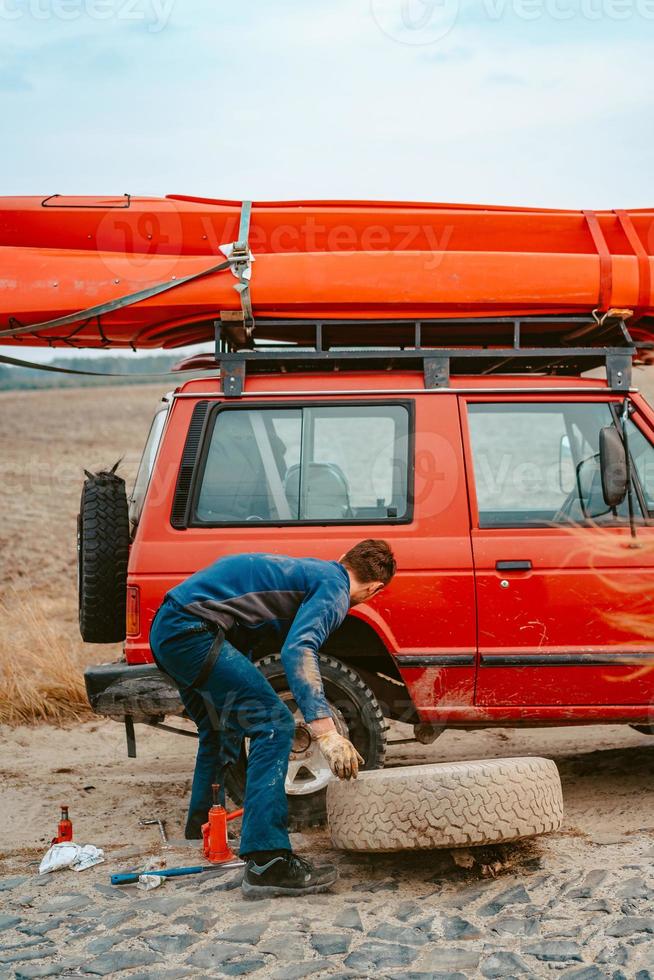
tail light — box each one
[126,586,140,636]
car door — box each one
[154,394,478,714]
[461,393,654,708]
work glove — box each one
[315,731,364,780]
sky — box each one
[1,0,653,362]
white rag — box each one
[137,874,165,891]
[39,842,105,875]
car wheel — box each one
[224,653,387,830]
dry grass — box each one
[0,589,91,724]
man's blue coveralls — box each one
[149,553,350,853]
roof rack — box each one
[213,315,637,397]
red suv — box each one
[82,316,654,827]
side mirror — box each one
[599,426,628,508]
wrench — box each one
[139,818,168,845]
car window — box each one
[194,404,410,524]
[467,402,639,527]
[128,406,167,529]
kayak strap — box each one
[583,210,612,313]
[0,350,217,378]
[0,256,233,343]
[614,209,651,321]
[219,200,255,339]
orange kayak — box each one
[0,195,652,349]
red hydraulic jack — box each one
[202,784,244,864]
[52,805,73,845]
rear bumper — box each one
[84,661,183,722]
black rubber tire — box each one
[630,724,654,735]
[78,468,130,643]
[224,653,387,830]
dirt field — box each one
[0,383,165,723]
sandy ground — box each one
[1,718,652,868]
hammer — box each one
[139,818,168,845]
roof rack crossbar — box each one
[213,315,635,397]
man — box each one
[149,539,396,897]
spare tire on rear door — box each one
[326,756,563,851]
[78,464,130,643]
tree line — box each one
[0,353,195,390]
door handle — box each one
[495,560,532,571]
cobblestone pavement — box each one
[1,828,652,979]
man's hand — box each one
[315,731,364,780]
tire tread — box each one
[78,471,129,643]
[326,756,563,851]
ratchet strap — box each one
[614,209,651,321]
[219,200,255,338]
[583,210,612,313]
[0,200,256,344]
[0,350,216,378]
[0,256,233,343]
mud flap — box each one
[125,715,136,758]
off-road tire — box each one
[78,468,130,643]
[224,653,387,830]
[326,756,563,851]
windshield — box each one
[128,406,168,531]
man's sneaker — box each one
[241,852,338,898]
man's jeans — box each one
[150,598,295,853]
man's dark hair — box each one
[341,539,396,585]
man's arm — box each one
[279,581,349,723]
[280,582,363,779]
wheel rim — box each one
[242,690,350,797]
[283,692,349,796]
